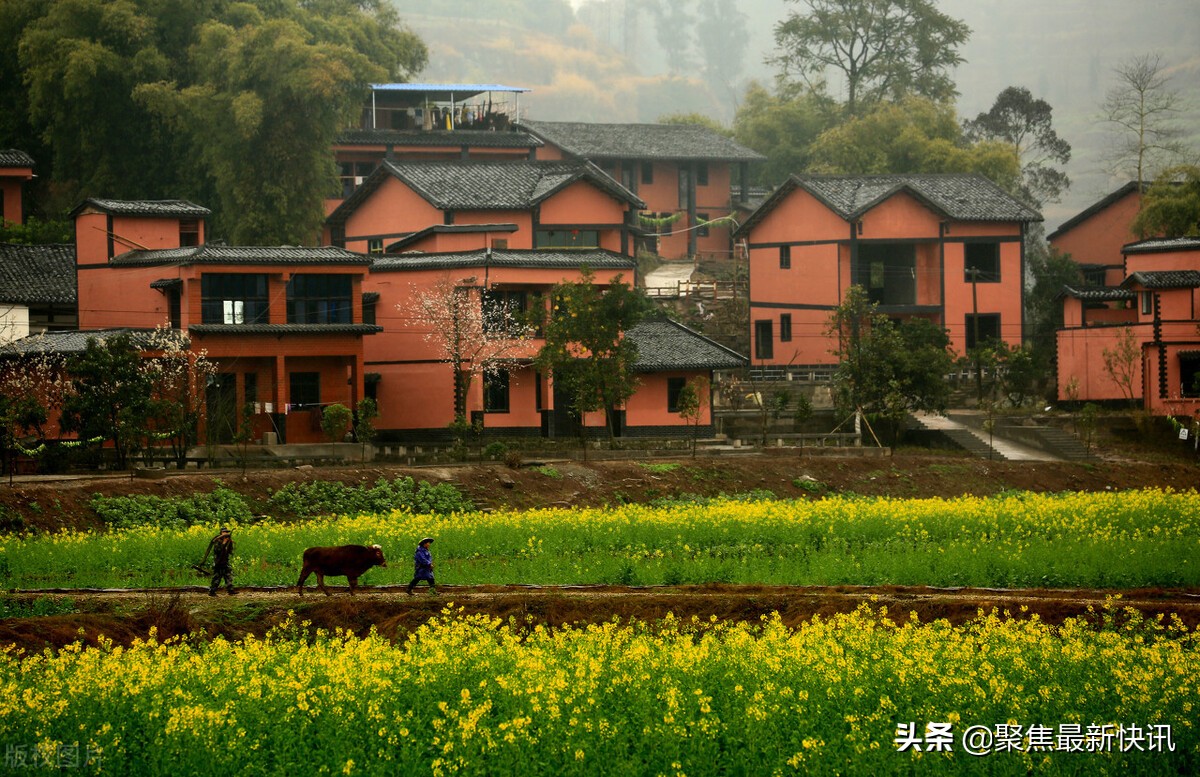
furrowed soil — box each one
[2,446,1199,651]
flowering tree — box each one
[408,275,530,425]
[141,327,218,468]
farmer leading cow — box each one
[202,527,235,597]
[407,537,437,595]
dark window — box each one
[289,372,320,410]
[780,245,791,269]
[534,230,599,249]
[365,373,380,402]
[287,275,352,324]
[179,220,200,247]
[1180,355,1200,398]
[244,372,257,405]
[444,211,455,225]
[620,161,636,192]
[363,297,377,326]
[201,274,269,324]
[484,370,510,413]
[964,242,1000,283]
[755,320,774,360]
[1083,266,1107,286]
[1141,292,1154,315]
[696,162,708,186]
[482,289,528,335]
[697,212,710,238]
[167,288,181,329]
[367,238,383,254]
[780,314,792,342]
[856,243,916,305]
[641,162,653,185]
[965,313,1001,350]
[667,377,686,413]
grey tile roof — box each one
[1123,237,1200,254]
[330,159,642,223]
[0,328,156,357]
[520,120,765,162]
[1059,284,1136,301]
[0,150,35,168]
[385,223,518,253]
[1122,270,1200,289]
[627,318,748,372]
[336,129,542,149]
[372,248,636,273]
[111,245,371,266]
[736,174,1041,237]
[72,199,211,218]
[0,243,77,304]
[189,324,382,335]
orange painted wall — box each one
[747,188,1027,365]
[625,372,712,427]
[78,264,177,330]
[1050,189,1140,284]
[1056,323,1148,401]
[1,175,29,224]
[340,177,445,253]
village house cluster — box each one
[1,82,1198,453]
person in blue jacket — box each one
[407,537,436,595]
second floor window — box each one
[201,274,269,325]
[482,289,528,336]
[287,275,352,324]
[964,242,1000,283]
[535,230,599,249]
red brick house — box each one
[325,159,644,256]
[365,248,743,442]
[0,150,35,226]
[519,120,765,261]
[735,174,1041,375]
[72,199,379,444]
[1047,181,1145,287]
[1057,237,1200,416]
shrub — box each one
[91,483,252,530]
[265,476,474,519]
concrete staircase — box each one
[908,412,1076,462]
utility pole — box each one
[968,266,983,402]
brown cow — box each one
[297,544,387,596]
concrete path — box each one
[643,260,694,294]
[911,411,1062,462]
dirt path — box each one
[4,585,1198,653]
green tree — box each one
[5,0,426,243]
[807,97,1021,191]
[733,81,837,186]
[354,397,379,462]
[321,403,352,443]
[827,286,953,441]
[695,0,748,108]
[1024,244,1082,397]
[535,269,650,444]
[675,376,708,457]
[648,0,695,76]
[137,3,426,244]
[771,0,970,116]
[59,333,153,470]
[964,86,1071,207]
[1132,165,1200,239]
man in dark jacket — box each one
[406,537,436,595]
[203,527,236,596]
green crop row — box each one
[2,489,1198,590]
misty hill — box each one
[391,0,1199,230]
